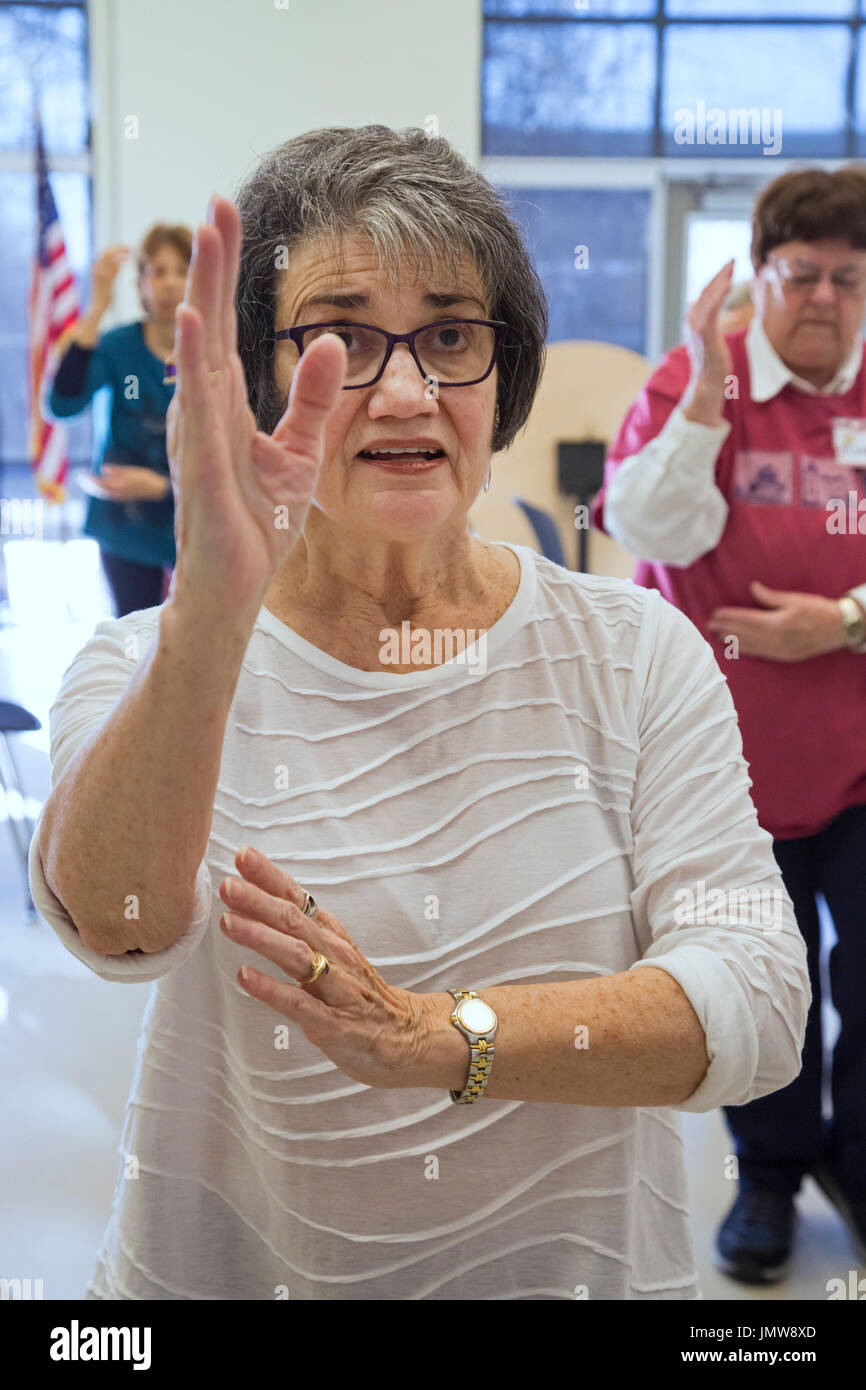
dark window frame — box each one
[482,1,865,158]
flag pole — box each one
[28,83,79,530]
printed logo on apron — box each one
[733,450,794,506]
[800,455,864,507]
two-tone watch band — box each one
[448,989,497,1105]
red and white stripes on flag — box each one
[27,116,80,503]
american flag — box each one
[27,114,80,502]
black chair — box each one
[512,497,568,568]
[0,700,42,916]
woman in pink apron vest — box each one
[593,165,866,1286]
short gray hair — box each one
[233,125,548,453]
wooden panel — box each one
[471,340,654,577]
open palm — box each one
[165,194,346,619]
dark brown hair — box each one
[232,125,548,453]
[751,165,866,267]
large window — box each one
[503,187,651,353]
[482,1,866,357]
[484,0,866,159]
[0,0,91,480]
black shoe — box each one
[811,1162,866,1264]
[715,1187,796,1284]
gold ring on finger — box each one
[302,951,329,985]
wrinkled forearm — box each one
[413,967,709,1106]
[39,599,252,956]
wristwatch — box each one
[448,989,498,1104]
[839,594,866,650]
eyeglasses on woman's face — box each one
[764,256,866,300]
[272,318,508,390]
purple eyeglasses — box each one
[272,318,508,389]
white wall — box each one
[87,0,482,320]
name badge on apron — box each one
[832,417,866,466]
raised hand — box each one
[681,258,736,426]
[90,244,130,314]
[164,194,346,623]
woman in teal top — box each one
[48,224,192,616]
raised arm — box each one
[601,261,736,566]
[36,196,346,959]
[47,246,129,416]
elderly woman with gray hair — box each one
[30,126,808,1302]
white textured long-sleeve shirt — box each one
[28,545,809,1301]
[603,316,866,625]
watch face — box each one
[458,998,496,1035]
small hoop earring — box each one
[483,463,491,493]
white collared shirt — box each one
[747,315,863,401]
[603,317,866,630]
